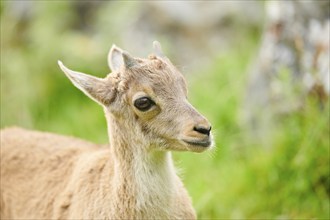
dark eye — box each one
[134,97,155,111]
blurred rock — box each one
[107,1,264,69]
[244,0,330,132]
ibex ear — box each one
[108,45,138,72]
[108,45,124,72]
[58,61,115,106]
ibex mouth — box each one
[182,139,211,148]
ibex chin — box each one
[0,41,214,219]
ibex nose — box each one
[193,125,211,136]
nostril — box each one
[193,125,211,136]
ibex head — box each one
[58,41,213,153]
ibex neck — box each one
[104,110,176,217]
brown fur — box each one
[0,42,213,219]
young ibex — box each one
[0,41,213,219]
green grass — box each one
[174,38,330,219]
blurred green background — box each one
[1,1,329,219]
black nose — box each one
[193,125,211,136]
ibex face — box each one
[59,41,213,153]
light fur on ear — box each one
[58,60,115,106]
[122,51,138,68]
[108,45,139,71]
[108,45,124,72]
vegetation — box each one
[183,43,329,219]
[1,1,329,219]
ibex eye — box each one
[134,97,155,111]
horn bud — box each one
[153,41,165,58]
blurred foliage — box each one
[1,1,329,219]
